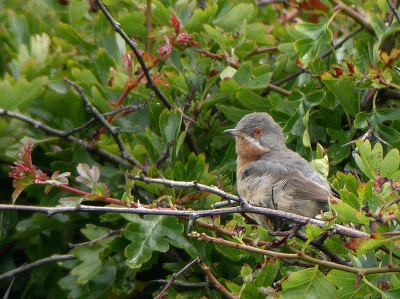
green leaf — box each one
[159,108,182,143]
[15,214,68,239]
[57,23,95,53]
[235,88,271,111]
[322,79,360,117]
[296,23,332,42]
[347,236,400,256]
[60,260,116,298]
[214,4,254,32]
[124,215,186,268]
[354,140,383,179]
[233,62,252,86]
[330,199,372,226]
[0,76,48,110]
[280,267,337,298]
[71,245,104,284]
[247,72,272,89]
[380,148,400,178]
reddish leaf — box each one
[9,144,49,203]
[157,42,172,61]
[170,13,180,34]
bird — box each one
[224,112,339,229]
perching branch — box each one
[0,203,371,239]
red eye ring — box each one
[253,127,263,137]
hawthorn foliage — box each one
[0,0,400,298]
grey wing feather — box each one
[241,161,331,202]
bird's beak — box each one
[223,128,238,135]
[223,129,246,138]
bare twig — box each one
[155,257,200,299]
[385,0,400,25]
[152,279,210,289]
[95,0,172,109]
[64,79,145,170]
[0,109,130,167]
[199,259,239,299]
[63,102,150,137]
[130,174,240,202]
[0,254,75,282]
[319,27,364,60]
[69,229,124,248]
[329,0,375,35]
[156,140,174,169]
[95,0,199,154]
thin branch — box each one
[191,232,400,275]
[0,203,371,239]
[199,259,239,299]
[64,79,145,170]
[0,109,130,167]
[95,0,199,155]
[0,254,75,282]
[246,46,279,57]
[385,0,400,25]
[64,102,150,137]
[130,174,240,202]
[155,257,200,299]
[69,229,124,248]
[329,0,375,35]
[155,140,174,169]
[152,279,211,289]
[95,0,172,109]
[295,231,351,266]
[319,27,364,60]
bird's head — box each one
[224,112,285,155]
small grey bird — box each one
[224,112,338,228]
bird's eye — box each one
[253,127,263,137]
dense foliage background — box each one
[1,0,400,298]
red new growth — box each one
[170,13,180,35]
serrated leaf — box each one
[0,76,49,111]
[354,140,383,179]
[330,199,372,225]
[380,148,400,179]
[345,235,400,256]
[214,4,254,32]
[124,215,185,268]
[76,163,100,188]
[280,267,337,298]
[58,196,83,207]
